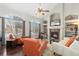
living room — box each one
[0,3,79,56]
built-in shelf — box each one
[65,19,79,37]
[43,24,47,26]
[49,26,62,29]
[43,20,48,36]
[65,19,79,23]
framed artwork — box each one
[50,13,61,26]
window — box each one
[5,16,23,40]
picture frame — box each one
[50,13,61,26]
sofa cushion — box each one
[37,40,48,49]
[70,40,79,51]
[65,35,76,47]
[23,38,40,49]
[22,38,48,55]
[36,40,41,49]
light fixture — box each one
[36,3,49,17]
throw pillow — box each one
[65,35,77,47]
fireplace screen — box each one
[50,29,60,43]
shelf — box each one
[43,24,47,26]
[65,19,79,23]
[49,26,62,29]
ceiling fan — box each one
[37,7,49,13]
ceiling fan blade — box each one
[38,8,42,12]
[42,10,49,12]
[37,7,50,13]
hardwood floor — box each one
[0,45,6,56]
[6,46,23,56]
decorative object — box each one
[65,15,78,20]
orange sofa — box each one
[22,38,48,56]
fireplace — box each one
[50,29,60,44]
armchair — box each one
[22,38,48,56]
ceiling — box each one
[0,3,57,18]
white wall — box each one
[64,3,79,17]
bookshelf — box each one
[65,19,79,37]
